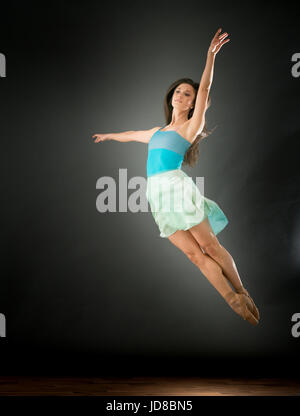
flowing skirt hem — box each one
[146,169,229,238]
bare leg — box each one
[188,218,260,320]
[189,218,243,292]
[204,244,244,292]
[167,229,259,325]
[168,229,235,299]
[192,250,234,298]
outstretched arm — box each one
[92,126,160,144]
[188,28,230,136]
[93,130,138,143]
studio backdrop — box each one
[1,0,300,377]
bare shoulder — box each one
[186,115,207,144]
[131,126,162,144]
[148,126,161,133]
[178,120,200,144]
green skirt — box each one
[146,169,229,238]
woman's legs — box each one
[167,228,258,324]
[188,218,244,292]
[188,217,260,321]
[167,229,234,299]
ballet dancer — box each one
[92,28,260,326]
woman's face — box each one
[172,83,195,110]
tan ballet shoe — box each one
[224,292,259,326]
[236,287,260,321]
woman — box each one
[92,28,260,326]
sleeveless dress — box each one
[146,127,229,238]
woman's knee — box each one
[202,239,223,257]
[185,248,206,267]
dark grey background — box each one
[1,0,299,377]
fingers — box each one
[221,37,230,46]
[92,134,102,143]
[219,32,229,40]
[211,28,230,54]
[216,31,230,51]
[214,28,222,38]
[214,28,230,43]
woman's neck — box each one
[169,113,189,127]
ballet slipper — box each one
[224,292,259,326]
[236,287,260,321]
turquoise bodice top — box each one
[146,128,191,177]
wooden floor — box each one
[0,377,299,396]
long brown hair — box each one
[163,77,216,167]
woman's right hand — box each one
[92,133,110,143]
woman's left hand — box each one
[208,28,230,55]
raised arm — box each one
[92,126,161,144]
[187,28,230,137]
